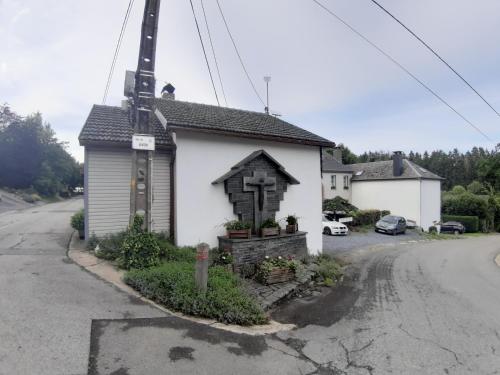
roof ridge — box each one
[404,159,421,177]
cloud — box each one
[0,0,499,162]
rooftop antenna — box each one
[264,76,271,114]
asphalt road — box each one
[0,199,166,375]
[2,200,500,374]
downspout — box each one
[84,148,89,240]
[169,140,177,244]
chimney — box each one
[332,148,343,164]
[393,151,403,176]
[161,83,175,100]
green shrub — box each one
[323,196,357,212]
[164,246,197,263]
[442,214,479,233]
[124,262,268,325]
[428,226,438,234]
[467,181,487,195]
[260,218,279,228]
[442,192,488,220]
[451,185,466,195]
[120,216,161,269]
[94,231,127,260]
[286,215,298,225]
[381,210,391,217]
[352,209,384,226]
[316,257,343,283]
[70,209,85,231]
[224,220,252,230]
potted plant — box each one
[71,209,85,239]
[256,255,299,285]
[285,215,298,234]
[260,218,280,237]
[224,220,252,239]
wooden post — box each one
[195,243,209,293]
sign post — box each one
[195,243,209,293]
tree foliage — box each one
[0,104,82,196]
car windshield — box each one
[381,216,398,224]
[322,215,333,222]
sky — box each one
[1,0,499,162]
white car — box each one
[322,215,349,236]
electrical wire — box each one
[312,0,492,142]
[189,0,220,106]
[102,0,134,105]
[200,0,228,106]
[215,0,266,107]
[369,0,500,119]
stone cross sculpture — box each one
[243,170,277,230]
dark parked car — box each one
[440,221,465,234]
[375,215,407,235]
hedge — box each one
[352,209,390,226]
[442,214,479,233]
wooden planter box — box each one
[286,224,298,234]
[260,267,295,285]
[227,229,251,239]
[260,227,280,237]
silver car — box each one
[375,215,406,235]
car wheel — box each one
[402,230,406,235]
[392,230,397,236]
[323,227,332,235]
[454,229,460,235]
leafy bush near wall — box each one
[323,196,357,213]
[442,214,479,233]
[124,262,268,325]
[352,209,385,226]
[70,209,85,231]
[120,216,161,269]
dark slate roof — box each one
[322,156,354,173]
[154,99,333,147]
[212,150,300,185]
[78,105,173,147]
[349,159,443,181]
[79,99,334,148]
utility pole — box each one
[130,0,161,230]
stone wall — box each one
[218,232,308,272]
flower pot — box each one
[286,224,298,234]
[78,229,85,239]
[261,267,295,285]
[227,229,251,239]
[260,227,280,237]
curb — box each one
[67,231,295,336]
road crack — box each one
[398,324,464,367]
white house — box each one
[79,89,334,254]
[322,150,443,231]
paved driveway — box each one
[323,228,423,256]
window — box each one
[343,175,349,189]
[330,175,336,189]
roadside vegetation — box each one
[85,215,268,326]
[0,104,82,200]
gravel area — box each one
[323,228,424,256]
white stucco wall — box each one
[351,179,421,225]
[322,172,352,201]
[420,179,441,231]
[174,131,323,254]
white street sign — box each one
[339,217,353,223]
[132,134,155,151]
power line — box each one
[311,0,493,142]
[200,0,228,106]
[189,0,220,106]
[369,0,500,119]
[102,0,134,105]
[215,0,266,107]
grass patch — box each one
[124,262,268,326]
